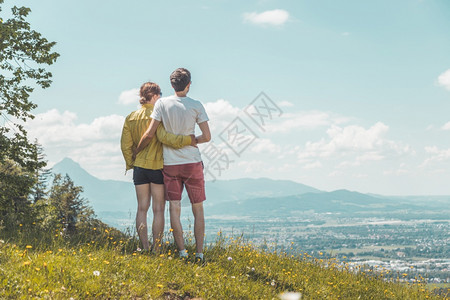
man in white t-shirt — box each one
[135,68,211,262]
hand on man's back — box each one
[189,134,198,148]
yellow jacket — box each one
[120,103,191,171]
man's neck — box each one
[175,91,188,97]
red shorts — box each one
[162,162,206,204]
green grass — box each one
[0,232,447,300]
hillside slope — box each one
[0,238,443,299]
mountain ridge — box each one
[50,158,450,229]
[52,158,135,212]
[51,158,450,215]
[51,158,321,212]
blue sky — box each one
[4,0,450,194]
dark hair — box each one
[170,68,191,92]
[139,82,161,105]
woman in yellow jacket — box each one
[121,82,194,252]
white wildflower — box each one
[93,270,100,276]
[279,292,302,300]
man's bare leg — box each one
[150,183,165,253]
[135,184,151,251]
[169,200,185,253]
[191,202,205,254]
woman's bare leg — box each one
[135,184,151,250]
[150,183,165,252]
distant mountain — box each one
[206,189,427,216]
[368,194,450,209]
[51,158,450,230]
[205,177,321,204]
[52,158,136,213]
[51,158,321,213]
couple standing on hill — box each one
[120,68,211,262]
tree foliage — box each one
[47,174,94,235]
[0,2,121,247]
[30,142,51,203]
[0,1,59,235]
[0,0,59,172]
[0,159,35,231]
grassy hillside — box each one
[0,229,446,299]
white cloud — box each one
[303,161,322,169]
[278,101,294,107]
[422,146,450,166]
[336,160,361,168]
[437,69,450,91]
[203,99,346,135]
[355,152,384,162]
[352,173,368,178]
[297,122,412,166]
[326,122,389,150]
[31,109,78,126]
[204,99,240,116]
[118,88,140,105]
[203,99,241,134]
[27,109,124,146]
[23,100,423,192]
[266,111,347,133]
[25,109,127,180]
[69,142,126,180]
[250,138,281,154]
[328,170,341,177]
[243,9,289,27]
[277,163,298,172]
[442,122,450,130]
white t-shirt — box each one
[151,95,209,165]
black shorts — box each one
[133,167,164,185]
